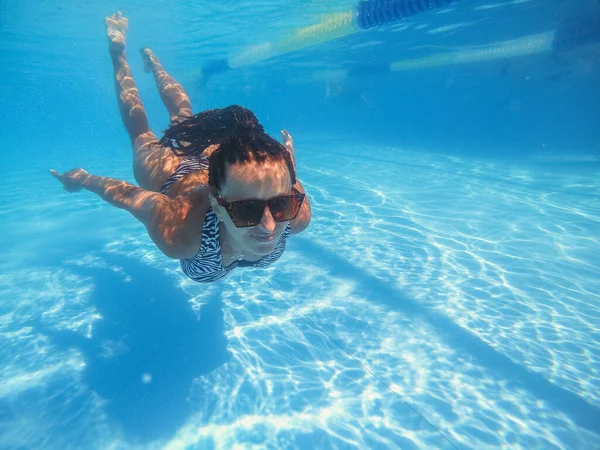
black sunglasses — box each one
[215,188,305,228]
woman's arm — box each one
[280,130,311,235]
[50,168,207,258]
[290,179,311,235]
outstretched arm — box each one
[50,168,207,258]
[290,178,311,234]
[281,130,311,235]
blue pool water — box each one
[1,1,599,449]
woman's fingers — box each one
[281,130,295,157]
[49,169,68,189]
[49,169,63,181]
[50,169,69,191]
[49,169,83,192]
[280,130,296,173]
[281,129,293,145]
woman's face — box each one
[210,158,292,256]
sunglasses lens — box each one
[269,195,302,222]
[230,201,264,227]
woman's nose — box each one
[258,206,276,232]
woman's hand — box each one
[281,129,296,170]
[49,168,89,193]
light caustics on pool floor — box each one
[0,144,599,449]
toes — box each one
[104,11,128,29]
[105,11,119,23]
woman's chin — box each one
[247,236,277,254]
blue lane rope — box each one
[357,0,460,29]
[199,0,461,79]
[257,274,462,450]
[552,13,600,53]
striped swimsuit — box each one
[160,157,291,283]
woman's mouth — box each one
[252,233,275,242]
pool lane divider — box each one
[200,0,462,80]
[351,13,600,75]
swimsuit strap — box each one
[160,156,209,194]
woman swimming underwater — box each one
[51,12,311,283]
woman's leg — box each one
[141,48,193,125]
[105,12,182,192]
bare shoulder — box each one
[176,185,211,223]
[185,184,212,206]
[166,185,211,259]
[168,169,210,198]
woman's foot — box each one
[141,48,159,73]
[105,11,128,55]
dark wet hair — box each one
[159,105,295,191]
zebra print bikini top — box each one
[161,157,291,283]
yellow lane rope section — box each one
[390,31,555,72]
[229,11,358,68]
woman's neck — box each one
[218,222,262,263]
